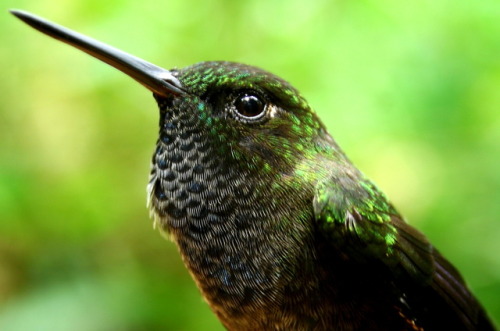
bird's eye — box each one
[234,93,266,119]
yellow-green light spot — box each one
[263,163,272,173]
[385,232,397,247]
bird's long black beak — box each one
[10,10,184,97]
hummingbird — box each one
[11,10,495,331]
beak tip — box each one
[9,9,28,20]
[9,9,43,30]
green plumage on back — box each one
[313,167,434,279]
[311,161,491,330]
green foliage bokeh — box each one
[1,0,499,329]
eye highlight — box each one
[233,93,266,120]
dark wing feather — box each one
[313,172,495,330]
[392,216,494,330]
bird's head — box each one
[158,61,330,175]
[10,10,345,235]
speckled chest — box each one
[146,96,318,318]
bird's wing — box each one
[313,171,494,330]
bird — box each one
[11,10,495,331]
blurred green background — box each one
[1,0,499,330]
